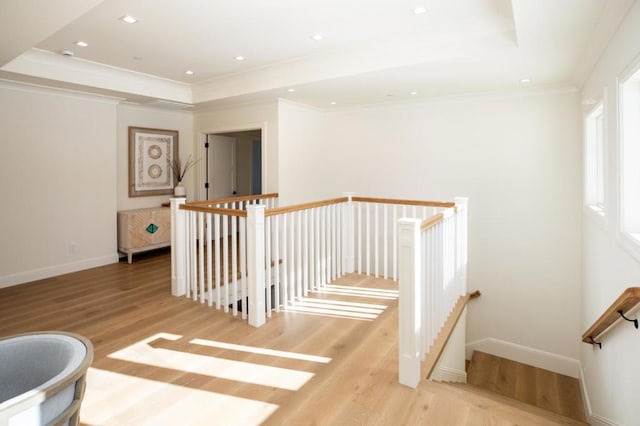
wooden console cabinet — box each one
[117,207,171,263]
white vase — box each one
[174,182,186,197]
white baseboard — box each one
[431,366,467,383]
[0,254,120,289]
[589,414,620,426]
[578,361,592,422]
[579,361,620,426]
[465,337,580,378]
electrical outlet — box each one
[69,243,76,254]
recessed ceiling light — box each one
[120,15,138,24]
[185,70,194,75]
[234,55,245,61]
[330,101,337,105]
[287,88,296,92]
[75,41,88,47]
[520,77,531,84]
[410,91,418,95]
[311,33,324,41]
[413,7,427,15]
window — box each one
[619,61,640,258]
[585,103,605,216]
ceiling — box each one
[0,0,633,110]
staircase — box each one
[427,351,588,425]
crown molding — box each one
[0,77,123,105]
[2,48,192,104]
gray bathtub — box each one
[0,332,93,426]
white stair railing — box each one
[398,197,468,388]
[172,192,468,352]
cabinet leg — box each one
[128,253,133,264]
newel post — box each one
[342,192,355,273]
[171,197,187,296]
[247,205,266,327]
[398,218,422,388]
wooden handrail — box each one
[424,290,481,380]
[187,193,279,207]
[421,213,445,232]
[264,197,348,217]
[353,196,455,208]
[180,205,248,217]
[582,287,640,344]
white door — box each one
[208,135,236,199]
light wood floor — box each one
[0,250,586,425]
[467,351,587,422]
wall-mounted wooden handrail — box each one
[353,196,455,208]
[582,287,640,346]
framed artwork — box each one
[128,127,179,197]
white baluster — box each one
[357,202,362,273]
[282,214,288,305]
[310,208,316,291]
[332,204,337,280]
[393,205,398,281]
[223,211,229,312]
[303,209,309,296]
[232,215,238,316]
[342,193,355,274]
[297,210,302,300]
[324,206,333,284]
[214,213,221,309]
[190,211,197,300]
[274,215,281,310]
[265,215,272,316]
[336,202,342,278]
[198,212,205,303]
[240,216,248,319]
[320,206,327,287]
[206,213,213,306]
[383,204,388,279]
[366,202,370,276]
[289,212,295,301]
[374,203,379,277]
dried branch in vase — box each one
[168,155,198,184]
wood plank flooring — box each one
[467,351,587,422]
[0,250,586,425]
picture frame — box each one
[128,126,179,197]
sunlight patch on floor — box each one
[314,284,399,300]
[81,367,278,426]
[189,338,332,364]
[283,296,389,320]
[107,333,314,391]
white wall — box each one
[117,104,194,209]
[278,100,326,205]
[194,102,278,200]
[580,2,640,424]
[0,82,119,287]
[280,91,582,365]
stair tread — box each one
[466,351,587,423]
[440,382,589,425]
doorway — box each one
[203,129,262,200]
